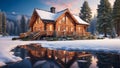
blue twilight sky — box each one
[0,0,115,16]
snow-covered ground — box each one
[0,36,120,66]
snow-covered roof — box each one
[73,15,89,25]
[35,8,89,25]
[35,9,56,20]
[35,9,66,21]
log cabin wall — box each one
[29,9,90,38]
[76,25,86,36]
[31,14,88,37]
[33,17,44,32]
[46,23,54,36]
[55,13,75,37]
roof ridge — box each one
[73,14,79,16]
[56,8,68,13]
[35,8,68,14]
[35,8,55,14]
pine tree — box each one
[97,0,112,37]
[2,12,6,35]
[0,12,2,34]
[26,19,30,31]
[112,0,120,36]
[20,15,26,33]
[80,1,92,23]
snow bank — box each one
[0,62,6,66]
[41,39,120,53]
[0,36,120,66]
[0,36,22,67]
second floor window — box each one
[49,25,52,31]
[61,17,65,23]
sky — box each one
[0,0,115,16]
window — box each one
[37,18,39,24]
[71,27,73,31]
[58,26,60,31]
[49,25,52,31]
[59,21,61,24]
[66,27,68,31]
[38,28,40,31]
[61,17,65,23]
[79,27,81,30]
[35,21,37,24]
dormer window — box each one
[61,17,65,23]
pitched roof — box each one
[35,8,66,21]
[35,8,89,25]
[73,15,89,25]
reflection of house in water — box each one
[2,59,32,68]
[33,60,61,68]
[12,44,120,68]
[13,44,92,68]
[13,46,28,59]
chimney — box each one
[50,7,55,13]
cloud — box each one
[45,0,80,15]
[109,0,115,6]
[12,12,16,14]
[43,0,115,17]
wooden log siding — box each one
[29,11,39,31]
[46,23,54,36]
[33,17,44,32]
[55,14,75,37]
[76,25,86,36]
[29,9,90,38]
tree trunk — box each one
[116,21,120,36]
[104,26,107,37]
[118,21,120,36]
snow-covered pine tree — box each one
[97,0,112,37]
[26,19,30,31]
[112,0,120,36]
[89,16,97,35]
[2,12,7,35]
[80,1,92,23]
[20,15,26,33]
[0,11,2,34]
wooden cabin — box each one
[29,7,90,38]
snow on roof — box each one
[73,15,89,25]
[35,8,89,25]
[35,9,66,21]
[35,9,56,20]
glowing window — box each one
[61,17,65,23]
[58,26,60,31]
[66,27,68,31]
[49,25,52,31]
[71,27,73,31]
[79,27,81,30]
